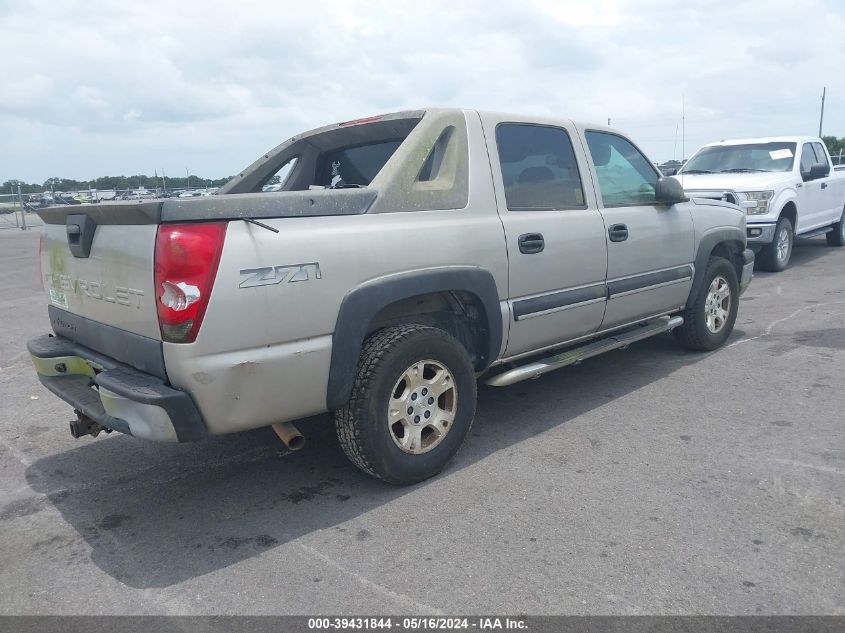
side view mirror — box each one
[803,162,830,181]
[655,177,688,205]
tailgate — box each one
[38,202,162,341]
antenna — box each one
[681,92,685,164]
[819,87,826,137]
[673,121,679,162]
[679,93,686,187]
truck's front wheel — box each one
[757,216,793,271]
[674,256,739,351]
[335,324,477,485]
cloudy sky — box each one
[1,0,843,184]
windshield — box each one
[681,142,796,174]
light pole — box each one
[819,87,826,138]
[18,183,26,230]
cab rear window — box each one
[319,140,404,188]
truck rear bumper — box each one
[746,223,776,244]
[28,334,206,443]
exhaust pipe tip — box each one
[286,434,306,451]
[272,422,305,451]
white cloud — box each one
[1,0,843,183]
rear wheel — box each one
[334,324,477,485]
[826,207,845,246]
[674,256,739,351]
[757,216,793,272]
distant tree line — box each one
[2,174,233,195]
[3,137,843,196]
[823,136,845,157]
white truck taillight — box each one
[154,222,227,343]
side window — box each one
[800,143,817,174]
[585,131,659,206]
[259,157,298,192]
[495,124,586,211]
[812,142,829,166]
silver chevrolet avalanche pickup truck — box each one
[29,108,754,484]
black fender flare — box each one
[326,267,502,411]
[689,227,746,301]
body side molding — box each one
[513,284,607,321]
[607,265,693,298]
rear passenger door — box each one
[579,129,695,330]
[482,117,609,357]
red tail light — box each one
[338,114,383,126]
[154,222,227,343]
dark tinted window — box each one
[495,124,585,210]
[320,140,403,187]
[585,131,659,206]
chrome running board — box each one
[486,316,684,387]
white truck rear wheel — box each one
[826,208,845,247]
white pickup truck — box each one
[674,136,845,271]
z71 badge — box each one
[238,263,322,289]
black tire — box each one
[756,216,793,272]
[825,207,845,247]
[674,256,739,351]
[334,324,477,485]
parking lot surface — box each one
[0,229,843,615]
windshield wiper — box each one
[243,217,280,233]
[680,169,714,174]
[718,168,771,173]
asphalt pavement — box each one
[0,229,842,615]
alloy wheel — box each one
[387,360,457,454]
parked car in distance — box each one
[674,137,845,271]
[657,160,684,176]
[30,108,753,485]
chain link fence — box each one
[0,193,43,230]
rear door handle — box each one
[518,233,545,254]
[608,223,628,242]
[821,182,828,189]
